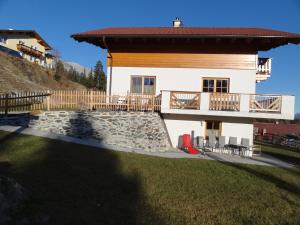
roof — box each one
[0,29,52,50]
[71,27,300,51]
[254,122,300,137]
[72,27,300,38]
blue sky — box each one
[0,0,300,112]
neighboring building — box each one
[0,29,54,68]
[71,19,300,156]
[254,122,300,137]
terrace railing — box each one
[0,91,161,114]
[249,94,282,113]
[209,93,240,111]
[170,91,200,109]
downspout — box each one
[102,36,112,95]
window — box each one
[131,76,156,95]
[202,78,229,93]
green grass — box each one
[261,144,300,168]
[1,130,300,225]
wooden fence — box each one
[0,91,161,114]
[0,92,50,115]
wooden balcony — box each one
[17,43,44,59]
[161,90,294,120]
[256,57,271,83]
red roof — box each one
[254,122,300,137]
[71,27,300,51]
[72,27,300,38]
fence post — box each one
[4,93,9,116]
[46,90,50,111]
[152,95,155,112]
[127,94,130,111]
[89,91,93,110]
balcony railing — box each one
[249,94,282,113]
[256,58,272,83]
[17,43,44,58]
[170,91,200,109]
[161,90,294,120]
[257,58,272,74]
[209,93,240,111]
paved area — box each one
[0,125,294,168]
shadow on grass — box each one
[209,154,300,198]
[0,111,165,225]
[262,151,300,167]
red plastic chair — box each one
[182,134,200,154]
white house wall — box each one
[107,66,257,95]
[162,114,253,148]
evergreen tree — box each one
[87,70,94,88]
[54,60,64,81]
[93,60,106,90]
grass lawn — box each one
[261,144,300,168]
[1,130,300,225]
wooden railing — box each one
[170,91,200,109]
[209,93,240,111]
[0,92,50,115]
[17,43,44,58]
[249,94,281,113]
[0,91,161,114]
[257,57,272,75]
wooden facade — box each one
[107,52,256,70]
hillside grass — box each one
[0,130,300,225]
[0,51,85,92]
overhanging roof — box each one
[0,29,52,50]
[71,27,300,51]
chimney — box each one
[173,17,183,28]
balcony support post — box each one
[240,94,250,112]
[201,93,210,111]
[161,91,171,110]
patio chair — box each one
[218,136,226,153]
[182,134,200,154]
[178,135,183,149]
[241,138,251,157]
[208,134,216,151]
[198,136,205,149]
[227,136,238,155]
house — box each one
[0,29,54,68]
[254,122,300,138]
[71,18,300,156]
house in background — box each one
[0,29,54,68]
[71,19,300,156]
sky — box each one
[0,0,300,112]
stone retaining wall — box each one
[0,111,172,152]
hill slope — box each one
[0,52,85,93]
